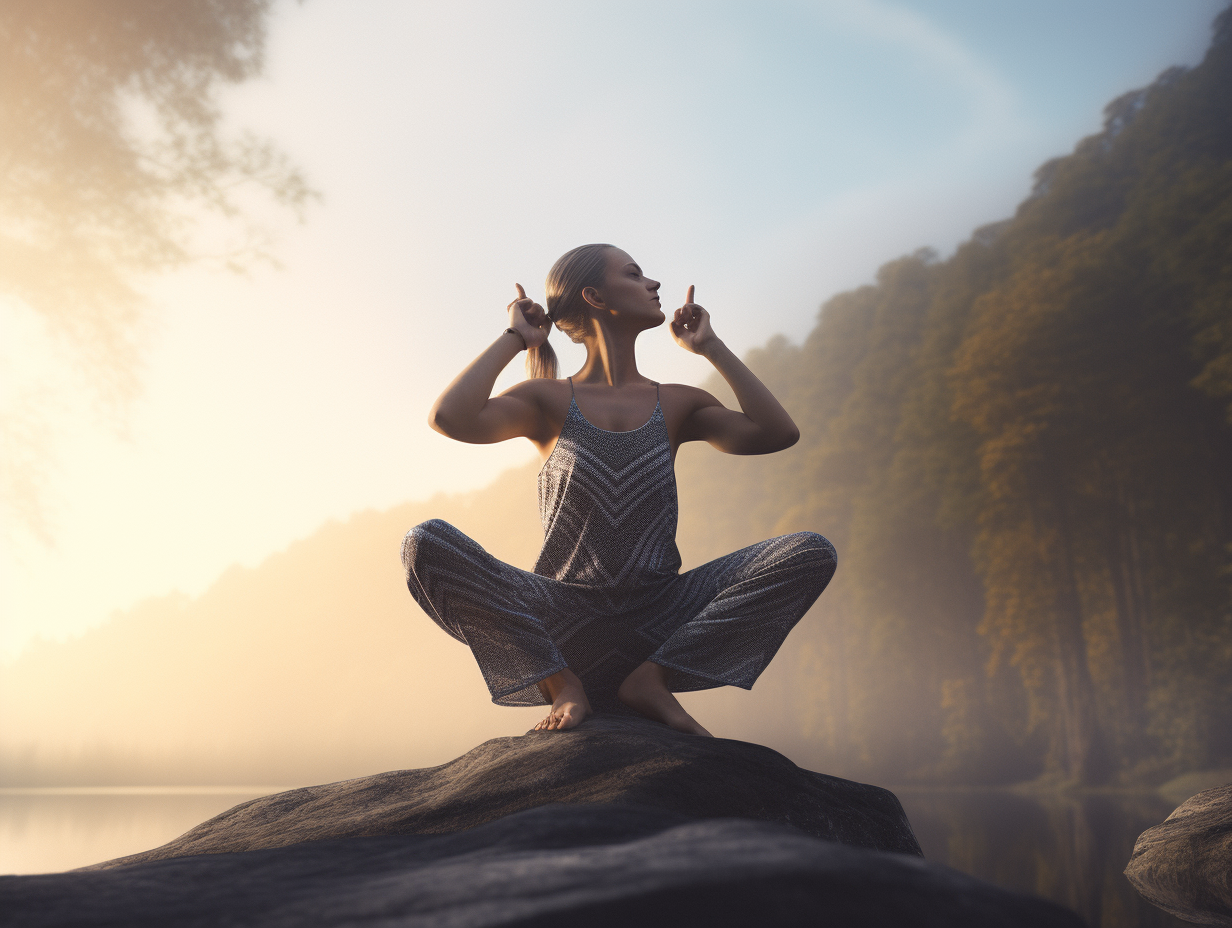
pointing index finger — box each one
[686,285,695,305]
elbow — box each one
[750,424,799,454]
[429,403,482,442]
[427,403,451,437]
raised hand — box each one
[508,283,551,348]
[670,285,718,355]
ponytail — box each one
[526,339,558,380]
[526,243,613,379]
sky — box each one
[1,0,1226,662]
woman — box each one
[402,244,836,736]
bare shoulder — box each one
[658,383,724,439]
[499,377,574,439]
[500,376,568,403]
[659,382,724,412]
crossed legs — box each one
[405,521,833,738]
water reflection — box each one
[896,788,1188,928]
[0,785,1188,927]
[0,788,277,874]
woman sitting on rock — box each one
[402,244,836,736]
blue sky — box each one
[2,0,1226,658]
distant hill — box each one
[0,465,548,785]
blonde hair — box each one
[526,243,614,379]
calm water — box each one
[894,788,1188,928]
[1,786,1186,927]
[0,787,279,874]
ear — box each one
[581,285,605,311]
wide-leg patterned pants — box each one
[401,519,837,711]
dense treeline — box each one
[676,10,1232,786]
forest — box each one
[675,8,1232,787]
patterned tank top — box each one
[534,380,682,588]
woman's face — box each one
[591,248,663,326]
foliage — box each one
[676,8,1232,785]
[0,0,313,539]
[0,0,313,383]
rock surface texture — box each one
[90,714,921,865]
[2,715,1087,927]
[1126,782,1232,926]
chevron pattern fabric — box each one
[402,387,837,711]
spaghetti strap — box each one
[655,381,660,403]
[568,376,575,398]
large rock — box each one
[87,714,920,866]
[1,715,1088,926]
[1125,782,1232,926]
[5,805,1086,927]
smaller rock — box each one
[1125,782,1232,926]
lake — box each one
[895,787,1189,927]
[1,785,1188,926]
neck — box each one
[574,318,647,387]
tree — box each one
[1,0,313,535]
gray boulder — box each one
[1126,782,1232,926]
[88,714,920,866]
[1,714,1088,926]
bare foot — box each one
[617,661,713,736]
[533,669,592,732]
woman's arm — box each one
[671,286,800,454]
[428,286,554,444]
